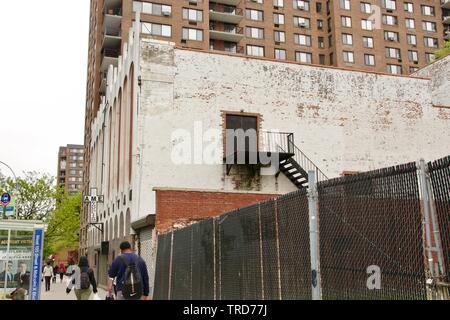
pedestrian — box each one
[52,264,58,283]
[107,241,150,300]
[42,262,53,292]
[66,256,98,300]
[59,262,66,283]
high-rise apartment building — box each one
[443,0,450,40]
[83,0,447,187]
[82,0,447,259]
[57,145,84,194]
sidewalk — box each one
[40,277,108,300]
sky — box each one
[0,0,90,177]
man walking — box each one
[107,241,150,300]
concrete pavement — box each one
[40,276,108,300]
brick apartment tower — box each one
[57,145,84,194]
[82,0,448,251]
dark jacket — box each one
[108,253,150,297]
[78,256,98,293]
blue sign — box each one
[30,229,43,300]
[1,193,11,206]
[2,207,14,212]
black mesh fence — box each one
[219,207,262,300]
[318,163,426,300]
[192,219,215,300]
[277,190,311,300]
[153,232,172,300]
[171,227,192,300]
[153,158,450,300]
[428,156,450,281]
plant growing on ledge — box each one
[434,40,450,60]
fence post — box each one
[419,159,449,300]
[168,231,174,300]
[308,170,322,300]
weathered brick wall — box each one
[412,55,450,108]
[155,189,277,233]
[137,39,450,224]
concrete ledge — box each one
[153,187,286,195]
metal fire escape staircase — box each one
[261,131,328,188]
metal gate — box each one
[139,227,155,296]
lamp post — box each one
[0,161,19,220]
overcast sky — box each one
[0,1,90,178]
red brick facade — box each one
[155,189,277,233]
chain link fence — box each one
[153,158,449,300]
[318,162,426,299]
[428,156,450,282]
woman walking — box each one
[59,262,66,283]
[66,256,98,300]
[42,262,53,292]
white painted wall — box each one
[88,30,450,233]
[412,55,450,108]
[135,39,450,216]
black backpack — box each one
[119,256,143,300]
[80,269,90,289]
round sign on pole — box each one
[1,193,11,207]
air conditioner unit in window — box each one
[162,11,171,16]
[181,39,187,44]
[298,5,305,10]
[387,9,393,13]
[388,36,395,41]
[414,61,418,64]
[274,23,280,27]
[299,22,306,27]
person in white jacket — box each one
[42,262,53,292]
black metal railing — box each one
[210,4,243,16]
[291,143,328,182]
[104,7,122,16]
[210,24,243,34]
[104,26,121,37]
[211,43,244,54]
[102,48,120,58]
[260,130,294,154]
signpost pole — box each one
[0,161,19,220]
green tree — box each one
[434,40,450,60]
[44,188,81,259]
[0,171,56,221]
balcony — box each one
[100,72,108,94]
[212,0,242,5]
[104,5,122,31]
[224,130,294,171]
[103,26,122,49]
[211,42,244,54]
[210,24,244,42]
[442,0,450,10]
[209,4,243,24]
[101,48,120,72]
[444,16,450,25]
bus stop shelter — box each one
[0,220,46,300]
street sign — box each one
[84,188,104,224]
[1,193,11,208]
[83,195,104,203]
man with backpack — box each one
[107,241,150,300]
